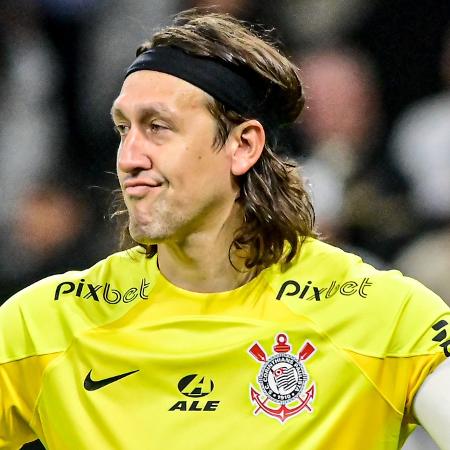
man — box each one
[1,10,449,450]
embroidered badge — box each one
[248,333,316,423]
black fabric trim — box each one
[125,46,269,121]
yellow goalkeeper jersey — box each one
[1,238,449,449]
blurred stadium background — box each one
[1,1,449,449]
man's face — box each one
[112,71,238,246]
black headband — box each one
[125,46,275,125]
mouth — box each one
[123,178,164,198]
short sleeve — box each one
[389,277,450,420]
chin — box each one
[129,221,169,246]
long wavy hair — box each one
[113,9,317,272]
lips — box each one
[123,178,163,197]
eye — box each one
[113,124,130,136]
[149,122,168,133]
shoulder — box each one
[275,237,432,301]
[265,238,450,357]
[0,247,155,363]
[268,238,384,302]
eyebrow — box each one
[110,102,176,121]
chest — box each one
[35,318,402,449]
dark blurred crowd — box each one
[0,1,449,449]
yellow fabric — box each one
[0,239,448,449]
[0,354,59,449]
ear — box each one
[228,120,265,176]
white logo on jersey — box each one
[248,333,316,423]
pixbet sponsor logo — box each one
[54,278,150,303]
[169,374,220,412]
[276,278,372,302]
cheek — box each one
[165,126,232,192]
[166,145,209,183]
[191,152,231,187]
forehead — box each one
[112,70,210,116]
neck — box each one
[156,206,255,293]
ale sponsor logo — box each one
[169,374,220,412]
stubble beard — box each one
[127,197,187,246]
[127,190,227,248]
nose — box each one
[117,127,152,174]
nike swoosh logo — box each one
[84,369,139,391]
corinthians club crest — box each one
[248,333,316,423]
